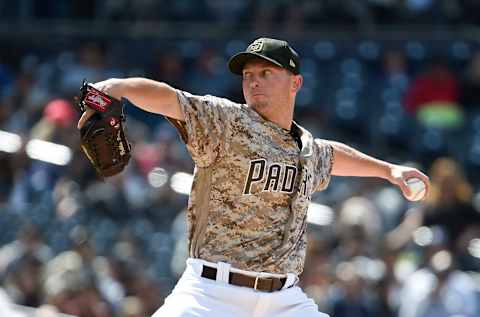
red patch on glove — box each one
[84,89,112,112]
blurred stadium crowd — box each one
[0,2,480,317]
[3,0,480,28]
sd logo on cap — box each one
[247,39,265,53]
[228,37,301,75]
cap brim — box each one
[228,52,284,75]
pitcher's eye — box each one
[243,72,252,80]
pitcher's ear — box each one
[292,75,303,93]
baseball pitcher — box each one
[77,38,430,317]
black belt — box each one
[201,265,287,292]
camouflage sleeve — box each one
[168,90,232,167]
[313,139,335,192]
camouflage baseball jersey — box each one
[167,90,334,275]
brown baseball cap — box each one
[228,38,301,75]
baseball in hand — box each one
[405,177,427,201]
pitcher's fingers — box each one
[398,179,413,199]
[77,108,95,129]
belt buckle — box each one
[253,273,271,292]
[254,275,261,291]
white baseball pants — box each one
[152,258,329,317]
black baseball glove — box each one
[76,80,131,178]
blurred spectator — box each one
[4,150,34,212]
[29,98,77,143]
[398,248,478,317]
[59,43,122,95]
[44,248,113,316]
[3,0,480,28]
[404,57,464,129]
[333,196,382,262]
[3,253,43,307]
[41,99,76,129]
[422,158,480,250]
[149,51,186,89]
[380,49,410,92]
[387,157,480,270]
[0,222,52,275]
[2,71,40,133]
[330,261,376,317]
[460,50,480,112]
[370,275,397,317]
[370,49,413,153]
[187,47,232,96]
[250,0,283,33]
[301,230,333,313]
[83,176,131,219]
[283,3,306,34]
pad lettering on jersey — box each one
[281,165,297,193]
[263,164,282,192]
[243,159,266,195]
[243,160,299,195]
[299,167,313,198]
